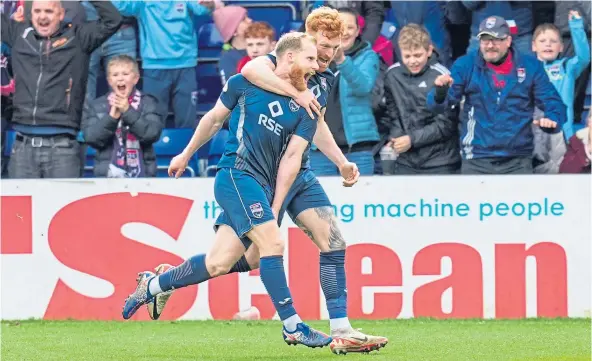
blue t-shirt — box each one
[217,74,317,189]
[267,53,335,169]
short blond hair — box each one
[533,23,561,42]
[275,32,316,57]
[305,6,344,40]
[398,24,431,51]
[106,55,139,74]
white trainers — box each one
[147,264,175,320]
[329,327,388,355]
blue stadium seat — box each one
[83,146,97,178]
[381,21,397,40]
[229,2,297,38]
[281,20,303,34]
[196,60,223,116]
[4,130,16,157]
[225,0,301,19]
[197,22,223,58]
[153,128,208,177]
[206,129,230,177]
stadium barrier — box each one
[1,175,590,320]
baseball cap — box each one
[477,16,510,39]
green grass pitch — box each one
[2,319,590,361]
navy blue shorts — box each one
[236,169,332,250]
[277,168,332,226]
[214,168,275,248]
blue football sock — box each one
[259,255,297,321]
[320,250,348,322]
[150,254,211,297]
[228,255,251,273]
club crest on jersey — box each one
[320,77,327,90]
[517,68,526,83]
[250,203,264,219]
[289,99,300,112]
[547,64,562,80]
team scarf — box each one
[107,89,145,178]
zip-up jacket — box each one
[382,56,460,169]
[543,17,590,140]
[113,1,211,69]
[427,48,567,160]
[1,1,121,130]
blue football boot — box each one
[282,323,332,348]
[122,271,155,320]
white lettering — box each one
[258,114,284,136]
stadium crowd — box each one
[1,0,591,178]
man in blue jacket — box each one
[428,16,567,175]
[113,0,215,129]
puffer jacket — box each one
[334,40,380,146]
[82,92,162,177]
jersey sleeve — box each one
[293,109,317,143]
[218,74,247,110]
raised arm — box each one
[77,1,122,53]
[565,12,591,78]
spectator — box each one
[554,1,591,129]
[236,21,276,74]
[82,1,137,103]
[463,1,534,55]
[559,113,592,173]
[382,24,460,175]
[310,8,380,176]
[113,1,215,129]
[213,5,252,84]
[1,43,13,178]
[82,55,162,178]
[427,16,567,175]
[389,1,452,67]
[1,0,121,179]
[306,1,384,45]
[24,0,87,25]
[532,11,590,140]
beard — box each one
[289,64,311,92]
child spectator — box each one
[532,11,590,141]
[382,24,460,175]
[560,112,591,173]
[236,22,276,73]
[213,5,252,84]
[82,55,163,178]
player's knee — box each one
[259,238,285,256]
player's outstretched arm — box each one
[168,99,230,178]
[313,111,360,186]
[271,135,310,218]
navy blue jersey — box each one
[217,74,317,189]
[267,53,335,169]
